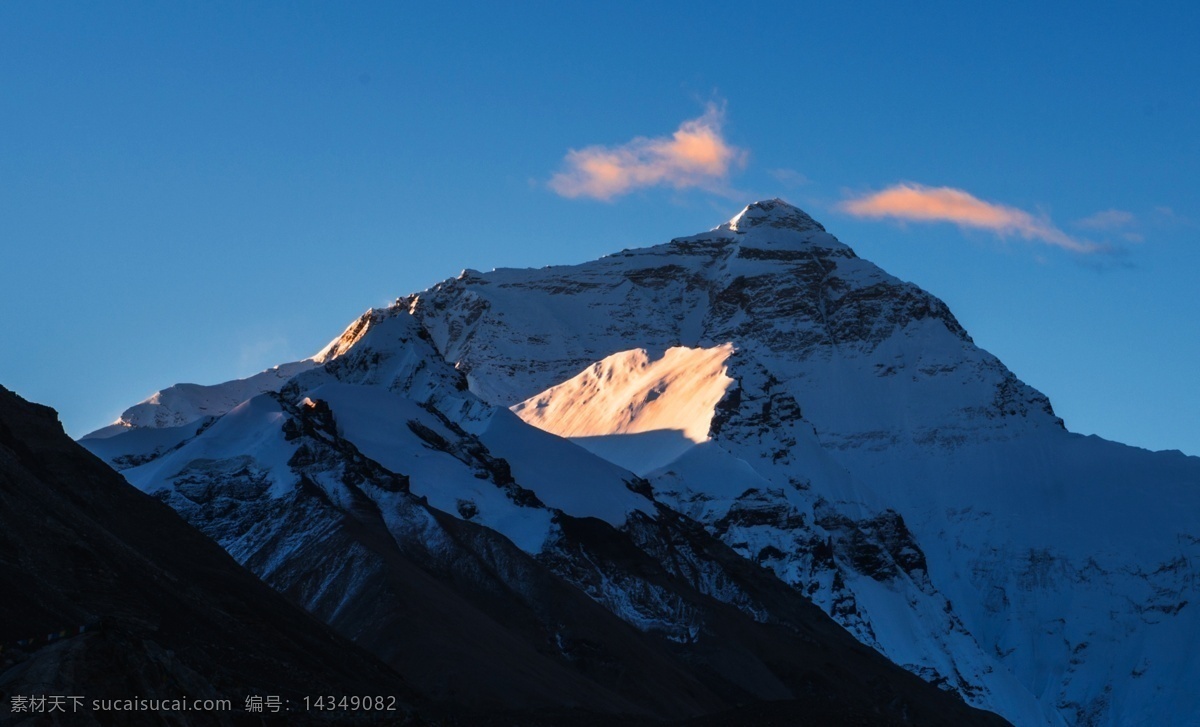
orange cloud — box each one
[549,104,747,200]
[841,183,1099,253]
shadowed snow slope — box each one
[84,361,318,437]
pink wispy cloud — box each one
[840,183,1100,253]
[549,104,747,200]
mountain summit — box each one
[721,197,827,234]
[85,200,1200,727]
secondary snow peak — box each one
[512,344,735,443]
[511,344,736,474]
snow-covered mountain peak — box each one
[722,198,825,234]
[697,197,853,256]
[80,201,1200,727]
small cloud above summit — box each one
[840,183,1101,254]
[549,104,747,201]
[1075,209,1136,230]
[767,168,811,188]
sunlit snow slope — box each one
[512,344,735,474]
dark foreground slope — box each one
[0,386,413,726]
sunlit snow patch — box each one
[512,344,735,474]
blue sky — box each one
[1,2,1197,455]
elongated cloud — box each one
[1075,209,1135,230]
[550,105,747,200]
[841,183,1099,253]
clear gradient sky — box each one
[2,2,1197,455]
